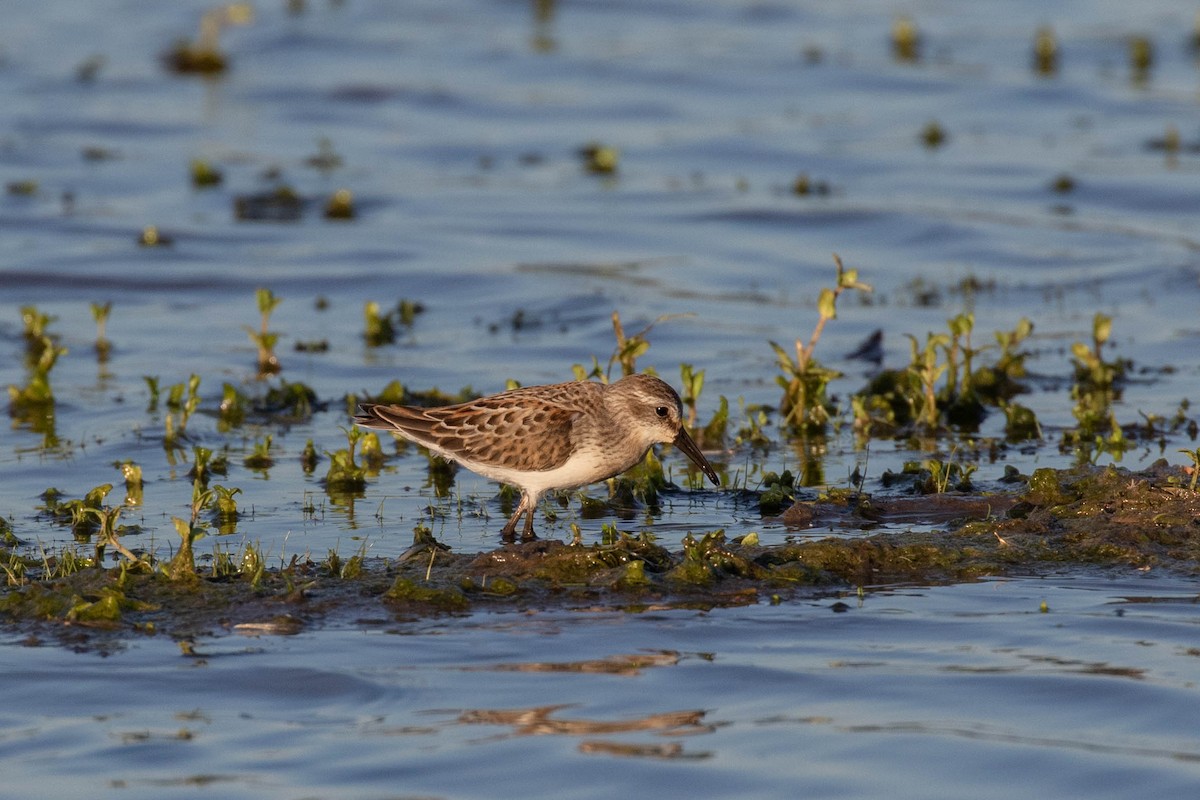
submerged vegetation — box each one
[2,270,1199,640]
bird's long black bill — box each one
[673,428,720,486]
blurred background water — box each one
[2,1,1200,797]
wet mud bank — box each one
[3,462,1198,648]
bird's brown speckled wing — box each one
[356,384,597,472]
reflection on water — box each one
[2,576,1199,797]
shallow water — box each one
[3,574,1200,799]
[3,0,1200,796]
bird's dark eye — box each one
[655,406,669,418]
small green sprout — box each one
[244,434,274,470]
[245,288,283,376]
[90,301,113,360]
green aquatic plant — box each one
[324,188,355,219]
[246,288,282,375]
[190,158,223,187]
[143,376,161,412]
[90,301,113,361]
[162,2,253,75]
[1032,25,1059,75]
[920,121,947,148]
[244,434,274,470]
[324,427,368,496]
[679,363,704,429]
[923,456,977,494]
[363,301,396,346]
[138,225,171,247]
[891,14,920,61]
[363,300,424,346]
[189,446,215,492]
[904,332,948,433]
[1179,448,1200,492]
[117,460,144,506]
[261,379,317,420]
[1067,313,1128,443]
[609,310,655,378]
[1002,401,1041,442]
[758,469,796,516]
[218,382,247,430]
[359,431,384,472]
[579,142,619,174]
[974,317,1033,404]
[773,255,871,435]
[82,502,139,565]
[211,485,241,534]
[167,516,205,578]
[8,336,64,421]
[939,313,985,429]
[163,375,201,449]
[306,136,344,171]
[734,399,772,450]
[20,305,55,345]
[300,439,319,474]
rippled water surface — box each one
[2,0,1200,796]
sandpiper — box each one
[354,373,720,541]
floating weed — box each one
[245,288,282,376]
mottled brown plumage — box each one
[354,373,719,540]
